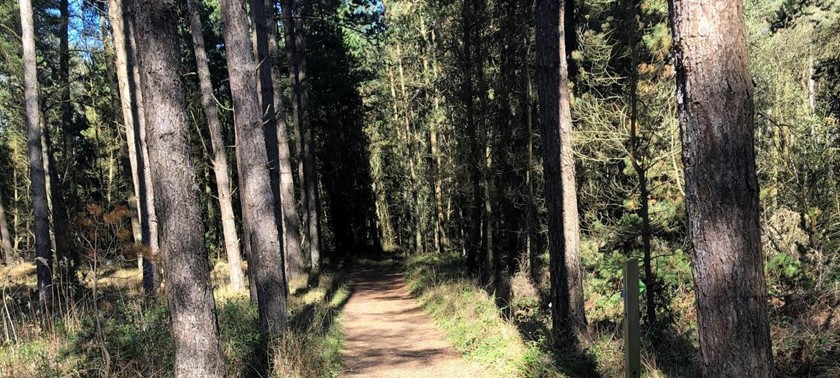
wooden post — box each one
[624,258,641,378]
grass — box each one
[0,260,349,377]
[404,253,562,377]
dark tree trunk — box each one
[132,0,225,375]
[55,0,76,281]
[185,0,245,292]
[461,0,481,275]
[667,0,773,375]
[534,0,587,345]
[20,0,52,305]
[219,0,288,334]
[282,0,321,276]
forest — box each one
[0,0,838,376]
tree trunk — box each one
[534,0,587,345]
[253,0,305,284]
[132,1,225,375]
[668,0,773,375]
[0,190,14,265]
[461,0,481,274]
[282,0,321,276]
[219,0,288,334]
[20,0,52,305]
[185,0,245,292]
[107,0,158,295]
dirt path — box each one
[340,264,488,377]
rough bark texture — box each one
[219,0,288,334]
[667,0,773,375]
[20,0,52,304]
[132,1,225,375]
[266,0,305,284]
[282,0,321,275]
[0,190,14,265]
[185,0,245,292]
[55,0,76,280]
[461,0,481,274]
[534,0,587,344]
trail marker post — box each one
[624,258,641,378]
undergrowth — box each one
[0,261,349,377]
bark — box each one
[249,0,283,237]
[132,0,225,375]
[534,0,587,344]
[0,190,14,265]
[185,0,245,292]
[461,0,481,274]
[668,0,773,375]
[252,0,305,283]
[55,0,76,281]
[266,0,305,283]
[107,0,157,294]
[219,0,288,334]
[282,0,321,275]
[20,0,52,305]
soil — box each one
[340,263,488,377]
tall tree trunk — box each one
[55,0,76,281]
[20,0,53,305]
[0,190,14,265]
[667,0,773,374]
[219,0,288,334]
[534,0,587,345]
[252,0,305,284]
[132,1,225,375]
[282,0,321,275]
[107,0,157,294]
[186,0,245,292]
[461,0,481,274]
[267,0,305,284]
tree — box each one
[0,190,14,265]
[19,0,52,304]
[107,0,158,295]
[282,0,322,276]
[534,0,587,344]
[668,0,773,375]
[219,0,288,334]
[185,0,245,292]
[131,0,225,375]
[251,0,305,284]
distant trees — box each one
[668,0,773,374]
[132,0,225,375]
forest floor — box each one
[339,263,488,377]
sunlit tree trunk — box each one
[535,0,587,345]
[186,0,245,292]
[107,0,158,294]
[132,0,225,375]
[219,0,288,334]
[20,0,52,305]
[0,191,14,265]
[668,0,773,375]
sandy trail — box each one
[340,264,488,377]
